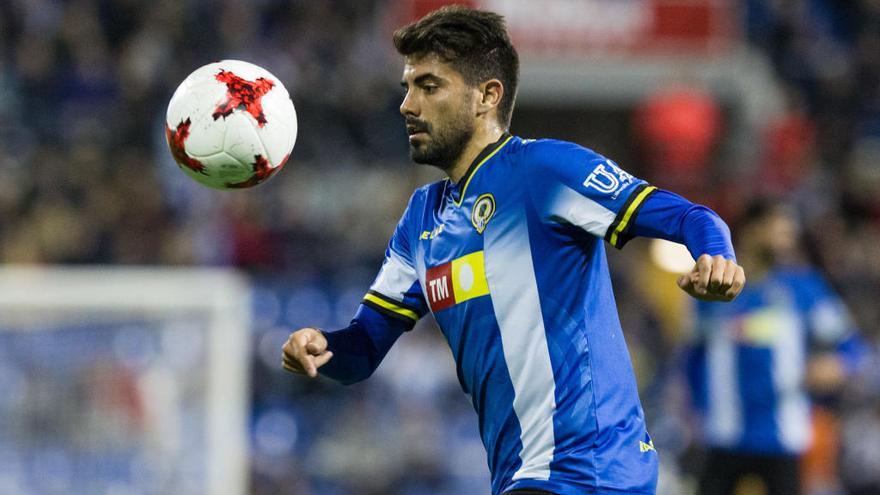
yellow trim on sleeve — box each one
[609,186,657,247]
[363,293,419,321]
[454,136,514,207]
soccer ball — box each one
[165,60,297,190]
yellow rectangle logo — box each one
[450,251,489,304]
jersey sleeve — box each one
[361,191,429,329]
[800,272,857,346]
[798,271,868,373]
[526,140,656,248]
[320,303,410,384]
[628,190,736,261]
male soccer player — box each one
[283,6,745,495]
[685,200,865,495]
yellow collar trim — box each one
[453,135,514,207]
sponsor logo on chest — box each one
[425,251,490,312]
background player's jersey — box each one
[363,135,659,495]
[685,267,861,455]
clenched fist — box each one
[677,254,746,302]
[282,327,333,378]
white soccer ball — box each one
[165,60,297,190]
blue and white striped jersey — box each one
[361,135,665,495]
[685,267,861,456]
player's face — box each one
[751,208,800,265]
[399,54,476,169]
[762,209,799,259]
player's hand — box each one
[281,327,333,378]
[806,353,846,394]
[677,254,745,302]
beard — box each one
[407,106,475,171]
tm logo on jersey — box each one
[425,251,489,311]
[583,160,634,199]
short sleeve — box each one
[525,140,656,248]
[361,191,429,328]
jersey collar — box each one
[450,132,513,206]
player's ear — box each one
[476,79,503,117]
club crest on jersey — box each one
[471,193,496,234]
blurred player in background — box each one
[684,199,866,495]
[283,6,744,495]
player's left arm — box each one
[525,140,743,301]
[628,190,745,302]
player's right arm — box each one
[281,304,414,381]
[282,191,429,384]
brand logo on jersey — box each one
[582,160,634,199]
[471,194,496,234]
[425,251,489,312]
[640,440,656,453]
[420,224,445,240]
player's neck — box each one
[447,125,506,184]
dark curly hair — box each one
[393,5,520,129]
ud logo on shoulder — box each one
[471,193,496,234]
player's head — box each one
[738,198,801,267]
[394,5,519,168]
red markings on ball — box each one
[212,69,275,127]
[276,152,290,171]
[165,118,207,174]
[226,154,284,189]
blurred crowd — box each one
[0,0,879,494]
[0,0,428,272]
[743,0,880,335]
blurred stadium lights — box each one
[400,0,783,163]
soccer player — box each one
[282,6,745,495]
[684,200,865,495]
